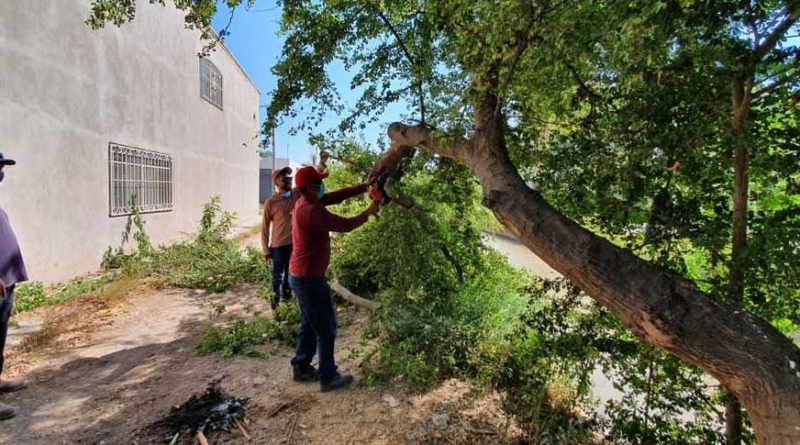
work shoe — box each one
[0,380,26,393]
[320,373,354,392]
[0,402,17,421]
[293,367,319,382]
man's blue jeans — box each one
[270,244,293,307]
[0,285,14,377]
[289,276,338,382]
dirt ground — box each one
[0,246,525,444]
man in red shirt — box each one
[289,166,379,391]
[262,167,299,309]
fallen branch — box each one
[196,430,209,445]
[234,419,251,441]
[287,413,299,443]
[330,281,379,311]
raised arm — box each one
[307,203,378,233]
[320,183,369,207]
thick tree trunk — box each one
[383,121,800,444]
[725,78,753,445]
[726,393,744,445]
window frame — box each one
[199,57,223,110]
[108,143,174,217]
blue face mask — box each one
[316,183,326,200]
[281,190,292,199]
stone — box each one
[382,394,400,408]
[253,377,267,386]
[431,414,450,429]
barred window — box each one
[199,58,223,109]
[109,143,174,217]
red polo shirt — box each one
[289,184,370,278]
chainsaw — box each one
[368,173,392,206]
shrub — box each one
[13,278,110,314]
[103,196,271,292]
[13,282,47,313]
[197,318,268,358]
[260,301,301,346]
[196,302,301,358]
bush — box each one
[196,302,301,358]
[260,301,301,346]
[197,318,268,358]
[13,282,47,313]
[14,278,109,314]
[104,196,271,292]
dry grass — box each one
[233,225,261,245]
[7,276,143,374]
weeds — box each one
[260,302,301,346]
[196,302,301,358]
[14,277,110,314]
[197,318,269,358]
[103,196,270,292]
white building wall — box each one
[0,0,261,283]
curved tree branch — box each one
[379,121,800,443]
[753,70,800,98]
[753,4,800,62]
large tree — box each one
[89,0,800,442]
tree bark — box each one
[725,77,754,445]
[381,120,800,444]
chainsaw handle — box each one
[366,172,381,186]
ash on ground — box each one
[147,381,249,443]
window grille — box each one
[200,58,223,109]
[108,143,174,217]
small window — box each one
[199,58,223,109]
[108,143,174,217]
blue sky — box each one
[211,1,410,164]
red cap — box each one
[272,166,292,183]
[295,166,325,188]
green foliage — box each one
[197,302,301,358]
[87,0,800,441]
[13,282,48,313]
[197,318,268,358]
[259,302,302,346]
[103,196,270,292]
[326,163,601,437]
[14,278,109,314]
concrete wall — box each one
[0,0,261,283]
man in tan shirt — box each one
[262,167,300,309]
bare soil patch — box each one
[0,281,522,444]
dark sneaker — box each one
[0,380,26,393]
[320,373,354,392]
[293,367,319,382]
[0,402,17,421]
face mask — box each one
[0,172,4,183]
[281,190,292,199]
[316,183,326,200]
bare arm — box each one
[319,183,369,206]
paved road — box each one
[483,233,562,280]
[483,232,625,411]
